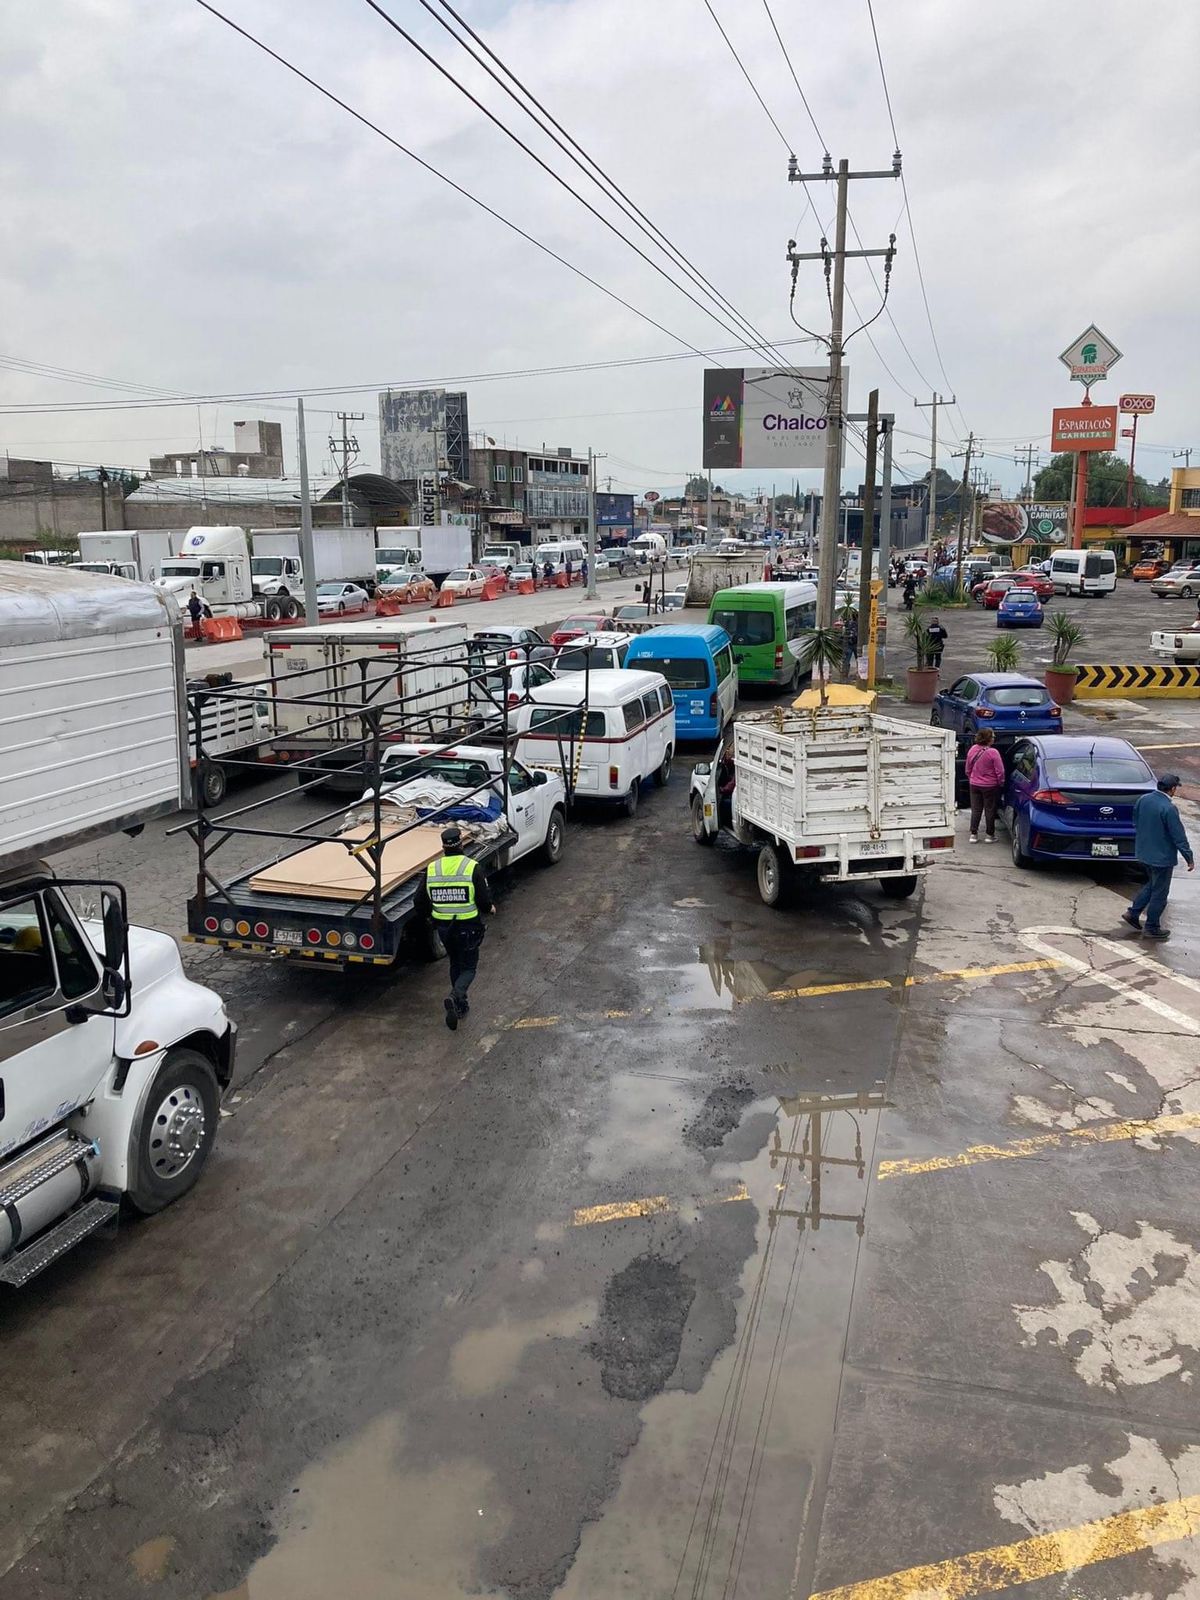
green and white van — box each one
[706,581,817,688]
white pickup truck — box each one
[0,565,236,1286]
[689,697,956,904]
[1151,625,1200,664]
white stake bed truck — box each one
[0,565,236,1286]
[689,696,956,904]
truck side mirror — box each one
[532,770,548,786]
[694,762,712,777]
[101,890,127,972]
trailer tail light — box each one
[235,920,251,937]
[924,836,954,849]
[1032,789,1071,806]
[220,918,234,934]
[795,845,825,858]
[306,929,322,945]
[326,930,342,947]
[775,646,784,669]
[254,921,269,938]
[343,933,357,949]
[508,693,520,708]
[358,933,375,952]
[204,916,219,933]
[609,765,620,788]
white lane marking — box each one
[1019,926,1200,1035]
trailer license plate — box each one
[1091,842,1120,858]
[860,841,889,855]
[273,927,303,944]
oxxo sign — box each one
[1119,393,1156,415]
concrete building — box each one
[523,447,591,545]
[149,419,285,480]
[0,458,121,548]
[469,445,529,537]
[123,472,409,530]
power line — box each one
[701,0,793,154]
[190,0,729,379]
[0,333,822,418]
[413,0,794,374]
[758,0,824,148]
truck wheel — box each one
[285,597,301,620]
[880,875,918,899]
[622,781,640,818]
[264,598,284,622]
[690,794,713,845]
[540,807,565,865]
[126,1050,219,1216]
[655,747,673,787]
[198,761,227,807]
[756,842,790,907]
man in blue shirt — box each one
[1122,774,1194,940]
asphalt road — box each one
[5,578,1200,1599]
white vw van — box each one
[514,668,675,817]
[1049,548,1117,597]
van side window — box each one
[641,691,660,721]
[658,684,673,712]
[715,646,733,683]
[623,697,647,733]
[0,896,57,1015]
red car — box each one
[975,576,1018,609]
[550,613,615,647]
[1011,568,1055,600]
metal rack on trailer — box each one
[171,640,580,970]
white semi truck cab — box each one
[0,564,237,1286]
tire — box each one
[622,781,640,818]
[264,598,283,622]
[690,794,713,845]
[1010,810,1034,868]
[540,807,565,865]
[929,706,943,727]
[1182,587,1195,600]
[880,875,918,899]
[337,602,346,614]
[197,760,226,807]
[285,597,301,619]
[756,841,790,907]
[126,1050,220,1216]
[655,747,673,787]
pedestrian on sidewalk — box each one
[416,826,497,1029]
[187,589,203,637]
[926,615,948,670]
[840,611,858,679]
[1122,775,1194,940]
[965,728,1005,844]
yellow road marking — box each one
[878,1108,1200,1182]
[1137,740,1200,749]
[766,979,892,1001]
[512,1015,559,1029]
[809,1487,1200,1599]
[571,1181,749,1228]
[904,957,1061,987]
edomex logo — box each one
[710,394,737,418]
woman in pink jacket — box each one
[965,727,1006,843]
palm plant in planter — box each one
[797,627,843,706]
[904,608,939,703]
[985,633,1021,672]
[1045,612,1084,703]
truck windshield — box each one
[376,548,416,566]
[160,560,200,578]
[710,608,774,646]
[251,557,284,576]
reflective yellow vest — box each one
[426,854,479,921]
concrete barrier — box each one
[1074,664,1200,699]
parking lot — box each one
[3,575,1200,1599]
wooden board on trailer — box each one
[248,822,445,901]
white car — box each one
[441,567,487,598]
[315,581,369,615]
[552,631,632,673]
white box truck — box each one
[0,565,236,1286]
[73,529,177,583]
[689,695,956,903]
[265,617,472,789]
[249,527,377,598]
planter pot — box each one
[906,666,939,704]
[1044,666,1077,704]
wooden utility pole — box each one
[952,432,975,597]
[856,390,880,675]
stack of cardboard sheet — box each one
[248,822,445,901]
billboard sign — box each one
[643,490,660,503]
[1119,393,1156,414]
[379,388,469,481]
[1058,326,1122,389]
[1051,406,1118,452]
[980,501,1069,547]
[703,367,841,469]
[595,492,634,528]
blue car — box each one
[996,587,1044,628]
[931,672,1062,750]
[1005,735,1157,868]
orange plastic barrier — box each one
[482,575,507,601]
[200,616,243,642]
[374,594,402,616]
[435,588,456,608]
[517,578,535,595]
[555,571,569,589]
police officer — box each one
[419,825,496,1029]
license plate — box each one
[859,840,890,856]
[1091,842,1120,858]
[272,927,304,944]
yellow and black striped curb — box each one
[1074,663,1200,699]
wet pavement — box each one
[4,596,1200,1597]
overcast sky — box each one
[1,0,1196,499]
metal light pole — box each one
[297,397,319,625]
[586,447,597,599]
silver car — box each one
[1150,567,1200,599]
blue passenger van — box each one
[623,623,737,739]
